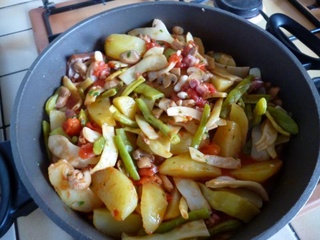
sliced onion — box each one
[135,114,159,140]
[82,126,102,143]
[167,106,202,121]
[205,176,269,201]
[174,178,211,211]
[189,147,241,169]
[91,124,118,174]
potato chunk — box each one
[93,208,142,238]
[105,34,146,59]
[230,159,283,183]
[87,96,116,127]
[159,153,221,179]
[213,120,242,157]
[141,183,168,234]
[113,96,138,120]
[91,167,138,221]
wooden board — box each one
[29,0,147,53]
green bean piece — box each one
[78,109,88,126]
[112,111,138,128]
[116,128,134,152]
[164,48,176,59]
[136,98,180,144]
[155,208,211,234]
[45,90,59,116]
[208,219,242,237]
[245,104,253,122]
[133,83,164,100]
[252,97,267,126]
[42,120,51,159]
[100,88,118,98]
[267,106,299,134]
[49,127,70,139]
[242,94,271,104]
[220,75,253,118]
[121,76,146,96]
[93,136,106,155]
[114,135,140,180]
[191,104,210,149]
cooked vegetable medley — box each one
[43,19,299,239]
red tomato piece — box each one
[199,142,221,155]
[78,142,95,159]
[63,118,82,136]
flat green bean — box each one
[220,75,253,118]
[191,104,210,149]
[114,135,140,180]
[133,83,164,100]
[155,208,211,233]
[136,98,180,144]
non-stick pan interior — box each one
[11,2,320,240]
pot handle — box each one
[0,141,38,238]
[265,13,320,71]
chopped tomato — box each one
[199,142,221,155]
[187,88,207,108]
[92,78,106,88]
[195,63,207,71]
[139,166,158,177]
[86,122,102,134]
[133,175,160,186]
[93,61,110,80]
[78,142,95,159]
[145,40,160,50]
[133,166,159,185]
[63,118,82,136]
[168,52,182,68]
[204,82,217,94]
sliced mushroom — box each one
[67,53,94,81]
[48,159,103,212]
[55,86,71,108]
[67,167,91,190]
[119,50,141,64]
[62,76,83,111]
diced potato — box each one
[170,129,193,155]
[213,120,242,157]
[211,75,234,92]
[159,153,221,179]
[141,183,168,234]
[164,188,181,220]
[230,159,283,183]
[229,103,248,146]
[105,34,146,59]
[87,96,116,127]
[199,184,260,223]
[93,208,142,238]
[49,109,66,131]
[113,96,138,120]
[91,167,138,221]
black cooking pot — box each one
[1,2,320,239]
